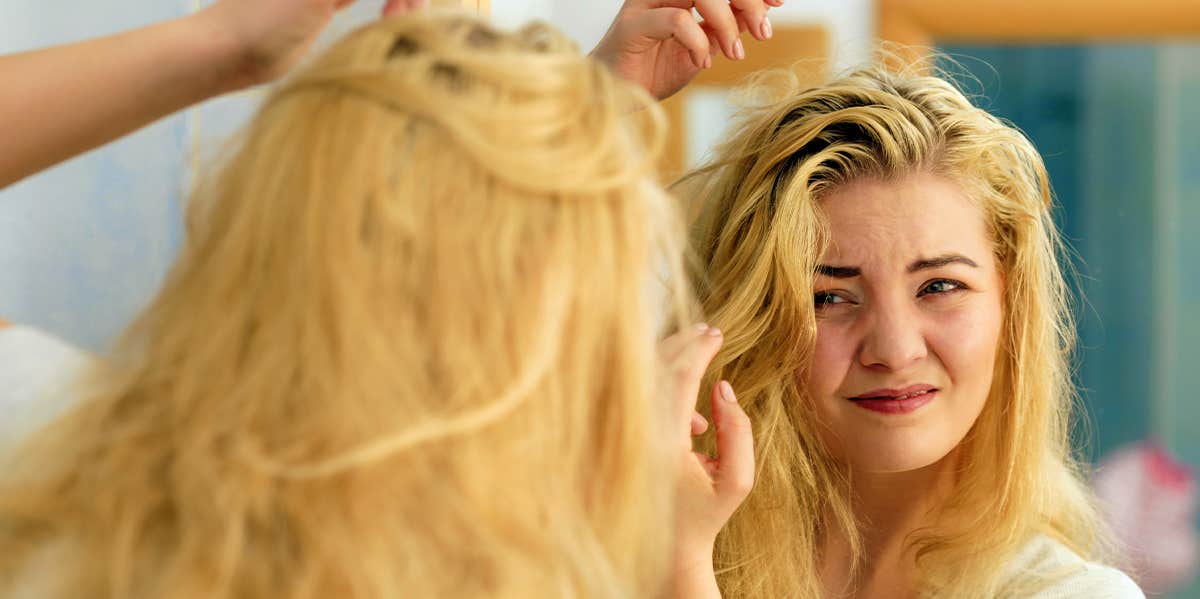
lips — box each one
[848,384,938,415]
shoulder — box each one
[1003,535,1144,599]
[1028,564,1144,599]
[0,326,94,448]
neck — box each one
[820,452,960,598]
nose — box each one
[857,298,928,372]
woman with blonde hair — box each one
[677,63,1144,598]
[0,12,755,599]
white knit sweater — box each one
[1001,535,1144,598]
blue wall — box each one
[939,45,1163,459]
[0,0,192,351]
[941,43,1200,598]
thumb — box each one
[710,380,754,504]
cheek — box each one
[927,297,1004,390]
[809,321,857,395]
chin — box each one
[835,425,960,474]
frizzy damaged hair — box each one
[0,12,696,599]
[677,62,1108,598]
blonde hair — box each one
[679,63,1106,598]
[0,13,695,599]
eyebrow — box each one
[815,265,861,278]
[814,253,979,278]
[907,253,979,272]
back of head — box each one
[0,13,692,599]
[680,62,1102,598]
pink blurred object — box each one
[1094,442,1198,595]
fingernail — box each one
[762,16,773,40]
[720,381,737,403]
[734,39,745,60]
[706,327,722,337]
[704,54,712,69]
[695,323,710,332]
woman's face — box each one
[807,172,1004,473]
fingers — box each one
[670,326,723,399]
[632,7,712,69]
[691,0,742,60]
[710,380,754,503]
[698,22,722,62]
[662,324,723,434]
[694,451,720,477]
[381,0,428,18]
[681,0,775,59]
[660,323,721,448]
[729,0,771,41]
[658,323,711,364]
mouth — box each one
[848,384,938,415]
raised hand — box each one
[661,324,754,598]
[590,0,781,100]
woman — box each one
[0,13,751,598]
[679,64,1144,597]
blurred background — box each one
[0,0,1196,594]
[937,42,1200,597]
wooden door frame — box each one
[879,0,1200,56]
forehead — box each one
[816,173,992,265]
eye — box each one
[918,279,966,297]
[814,291,851,309]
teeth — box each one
[853,390,932,401]
[863,390,928,401]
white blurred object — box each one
[1094,442,1198,595]
[0,326,94,451]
